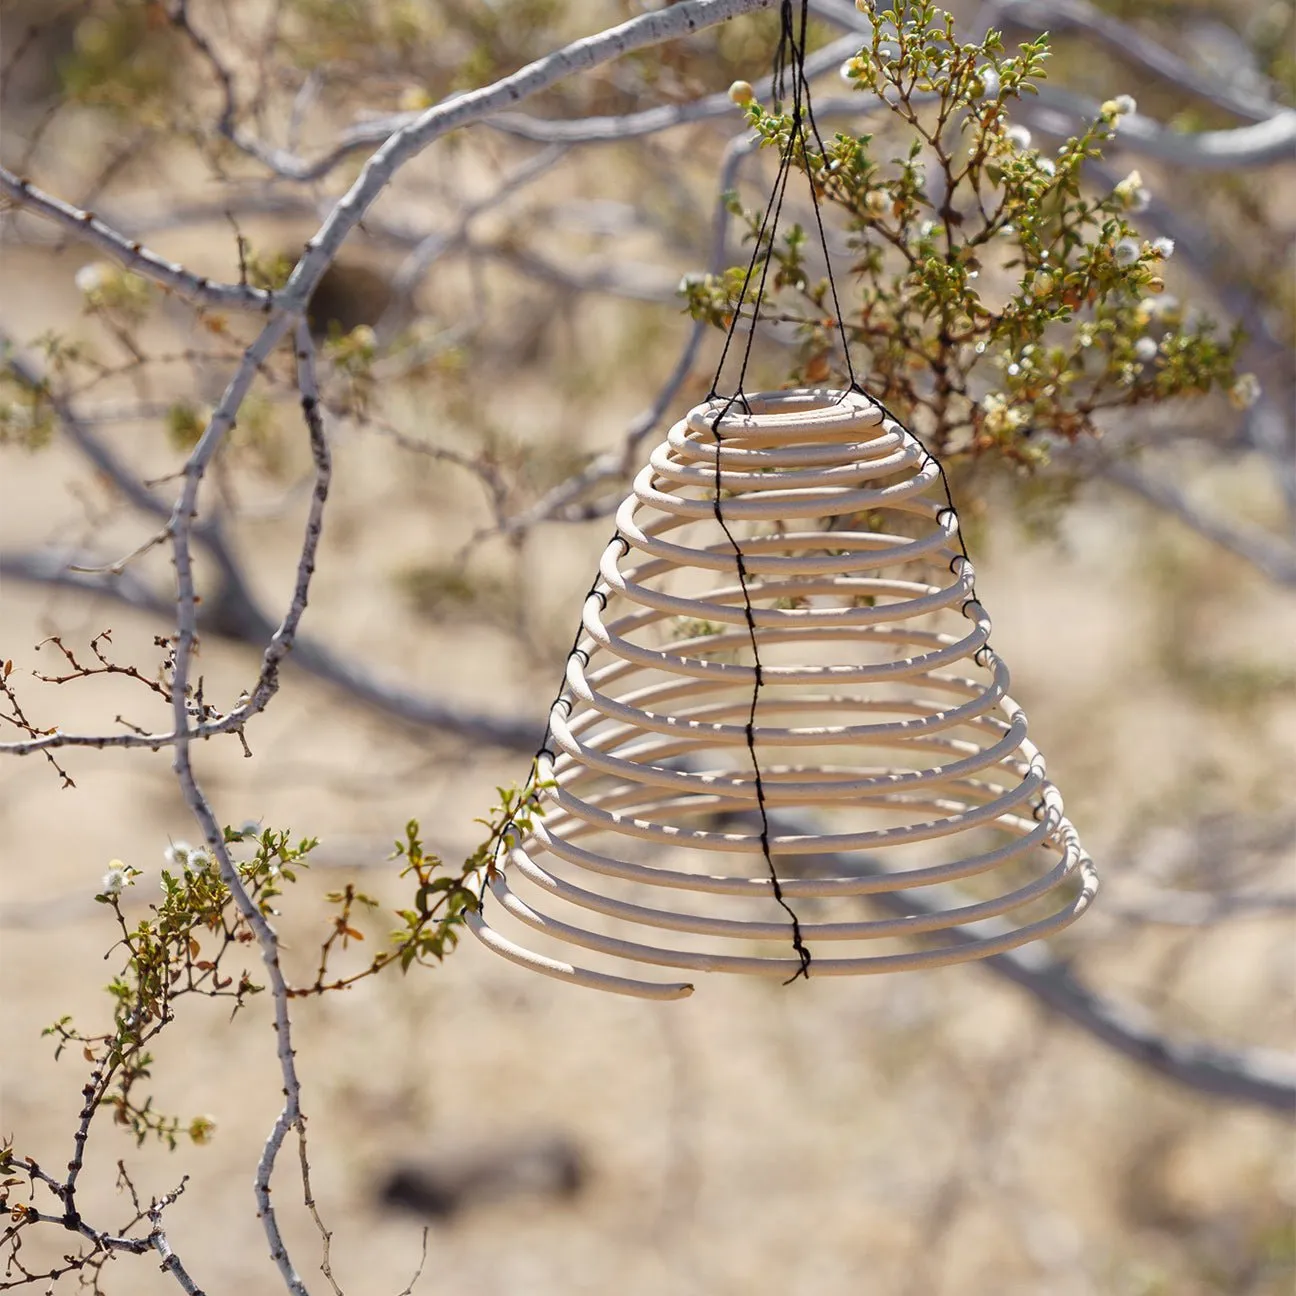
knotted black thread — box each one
[705,0,862,983]
[489,2,991,982]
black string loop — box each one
[486,4,992,989]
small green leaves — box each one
[384,818,477,973]
[0,361,56,451]
[165,402,209,451]
[685,1,1246,464]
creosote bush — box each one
[685,1,1252,464]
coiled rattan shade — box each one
[466,389,1097,999]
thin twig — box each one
[0,170,272,309]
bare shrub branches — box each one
[1,0,1293,1290]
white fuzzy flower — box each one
[1100,95,1137,130]
[1113,170,1150,212]
[1133,337,1158,362]
[164,840,193,867]
[74,263,110,295]
[1147,294,1180,320]
[1150,237,1175,259]
[1036,158,1056,177]
[980,392,1026,437]
[100,860,137,895]
[1229,373,1262,411]
[1005,124,1032,151]
[1114,237,1140,266]
[187,848,212,872]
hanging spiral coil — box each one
[466,389,1097,999]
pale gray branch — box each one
[1068,446,1296,588]
[1033,89,1296,169]
[484,34,862,144]
[148,1180,207,1296]
[386,143,569,313]
[996,0,1283,124]
[810,0,1296,168]
[0,170,271,309]
[761,810,1296,1117]
[0,549,540,755]
[184,0,782,184]
[494,130,760,536]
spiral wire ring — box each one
[465,390,1098,998]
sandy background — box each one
[2,3,1295,1292]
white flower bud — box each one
[99,859,138,896]
[1114,237,1140,266]
[1228,373,1261,411]
[1113,170,1150,212]
[75,262,111,295]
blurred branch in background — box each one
[1,0,1293,1290]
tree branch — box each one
[761,811,1296,1117]
[0,171,271,310]
[810,0,1296,168]
[995,0,1283,124]
[1063,443,1296,589]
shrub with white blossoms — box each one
[98,859,140,897]
[685,1,1250,465]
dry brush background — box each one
[1,1,1294,1293]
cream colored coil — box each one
[466,389,1097,999]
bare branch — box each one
[492,130,761,537]
[810,0,1296,168]
[0,170,272,310]
[385,143,569,316]
[1030,90,1296,169]
[996,0,1283,123]
[148,1180,207,1296]
[483,34,863,145]
[1065,443,1296,589]
[760,810,1296,1117]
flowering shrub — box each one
[686,1,1252,463]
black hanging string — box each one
[703,0,849,983]
[493,0,992,972]
[703,0,990,981]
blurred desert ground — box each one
[2,1,1295,1293]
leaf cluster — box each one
[684,1,1248,464]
